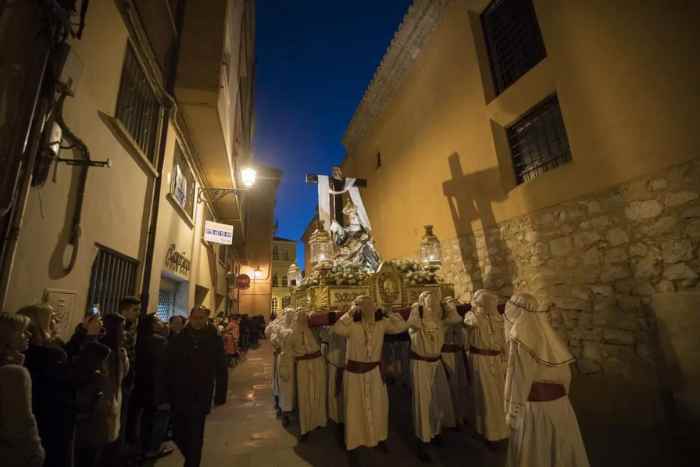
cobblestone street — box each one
[153,341,506,467]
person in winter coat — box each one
[0,312,45,467]
[18,303,77,467]
[165,306,228,467]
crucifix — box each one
[305,166,367,228]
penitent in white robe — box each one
[333,312,408,450]
[505,342,590,467]
[292,324,327,435]
[408,309,458,443]
[265,319,281,399]
[442,322,471,425]
[321,328,346,424]
[464,309,509,442]
[271,326,296,413]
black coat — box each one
[165,325,228,415]
[133,334,168,408]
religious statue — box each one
[330,200,380,271]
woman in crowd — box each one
[168,315,186,342]
[75,313,129,467]
[18,303,77,467]
[0,312,45,467]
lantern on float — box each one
[309,228,333,270]
[287,263,302,287]
[420,225,442,267]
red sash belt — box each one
[345,360,381,373]
[469,346,501,356]
[409,350,442,363]
[327,361,346,396]
[441,344,464,353]
[528,382,566,402]
[296,351,322,362]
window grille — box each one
[115,43,162,163]
[481,0,546,95]
[507,94,572,184]
[170,144,195,218]
[87,246,139,316]
[157,289,174,321]
[271,296,279,314]
[272,273,279,288]
[272,246,279,261]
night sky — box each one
[253,0,412,269]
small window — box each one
[170,144,195,219]
[282,249,289,261]
[87,246,139,315]
[272,273,279,288]
[271,296,279,313]
[481,0,546,95]
[115,43,162,163]
[272,246,279,261]
[507,94,572,184]
[376,152,382,169]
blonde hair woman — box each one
[0,312,45,467]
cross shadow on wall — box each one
[442,152,514,300]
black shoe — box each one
[378,440,389,453]
[417,442,432,463]
[432,434,443,447]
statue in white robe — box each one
[464,289,509,444]
[504,293,590,467]
[332,295,409,451]
[291,309,327,439]
[440,297,471,427]
[407,291,460,462]
[270,310,297,426]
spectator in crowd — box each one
[134,315,173,460]
[168,315,186,342]
[18,303,76,467]
[118,296,141,452]
[166,306,228,467]
[75,313,129,467]
[0,312,45,467]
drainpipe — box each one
[138,2,185,316]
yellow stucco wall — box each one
[5,0,148,325]
[342,0,700,260]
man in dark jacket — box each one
[165,306,228,467]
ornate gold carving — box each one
[375,261,403,308]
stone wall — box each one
[435,156,700,465]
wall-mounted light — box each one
[241,167,257,188]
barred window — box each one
[272,246,279,261]
[272,273,279,288]
[170,144,195,218]
[507,94,572,184]
[87,246,139,315]
[482,0,546,95]
[271,296,279,314]
[115,43,162,163]
[157,289,175,321]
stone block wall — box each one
[433,156,700,464]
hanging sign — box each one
[204,220,234,245]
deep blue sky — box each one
[253,0,412,269]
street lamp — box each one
[241,167,257,188]
[420,225,442,267]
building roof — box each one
[341,0,449,154]
[272,236,296,243]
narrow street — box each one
[154,341,505,467]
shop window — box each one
[87,246,139,315]
[170,143,196,219]
[507,94,572,184]
[115,43,162,163]
[481,0,546,95]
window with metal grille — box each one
[87,246,139,316]
[156,289,174,321]
[170,144,195,218]
[115,43,162,163]
[271,296,279,314]
[507,94,572,184]
[272,246,279,261]
[481,0,546,95]
[272,273,279,288]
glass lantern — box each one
[287,263,302,287]
[420,225,442,267]
[310,228,334,270]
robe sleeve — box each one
[504,341,536,429]
[384,312,410,335]
[443,305,462,326]
[407,304,423,330]
[332,312,353,337]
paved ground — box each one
[154,340,506,467]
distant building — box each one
[270,236,296,315]
[300,214,319,275]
